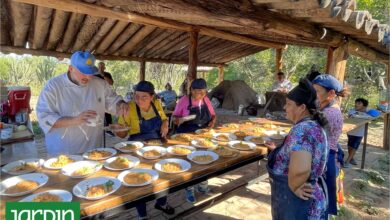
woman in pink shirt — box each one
[173,78,216,133]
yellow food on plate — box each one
[225,123,239,129]
[32,193,62,202]
[162,162,182,172]
[5,180,39,194]
[233,142,252,150]
[72,166,95,176]
[264,123,277,129]
[51,155,75,168]
[192,155,213,162]
[120,144,139,151]
[109,157,132,169]
[11,162,38,173]
[197,139,215,148]
[173,134,192,142]
[213,146,238,157]
[87,150,112,160]
[252,127,266,134]
[215,134,230,142]
[145,139,162,145]
[171,147,192,155]
[234,131,247,138]
[86,180,114,198]
[143,150,161,158]
[124,172,153,185]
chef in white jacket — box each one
[36,51,128,156]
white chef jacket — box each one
[36,73,122,156]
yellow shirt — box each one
[118,100,167,135]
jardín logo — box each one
[6,202,80,220]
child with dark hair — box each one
[344,98,369,168]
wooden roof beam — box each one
[95,21,129,54]
[0,45,224,67]
[31,6,53,49]
[71,16,106,52]
[13,0,284,49]
[46,10,70,50]
[117,25,156,56]
[9,1,33,47]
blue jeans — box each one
[325,150,338,216]
[136,197,167,218]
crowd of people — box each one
[36,51,380,220]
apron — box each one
[128,102,162,141]
[267,117,315,220]
[176,96,212,133]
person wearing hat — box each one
[173,78,216,134]
[116,80,169,141]
[266,78,329,220]
[36,51,128,156]
[172,78,216,203]
[312,74,348,217]
[116,80,172,219]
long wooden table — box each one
[0,122,269,219]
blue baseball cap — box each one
[312,74,343,93]
[191,78,207,89]
[135,81,155,94]
[70,51,98,75]
[367,109,380,117]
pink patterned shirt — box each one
[323,106,343,152]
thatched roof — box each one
[0,0,388,65]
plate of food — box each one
[144,139,163,146]
[191,139,217,149]
[233,131,248,139]
[0,173,49,197]
[61,161,102,178]
[44,155,83,170]
[187,151,219,165]
[222,123,240,129]
[2,158,43,175]
[212,133,237,142]
[170,133,192,142]
[244,136,270,145]
[20,189,72,202]
[167,145,196,156]
[137,146,167,160]
[264,130,287,140]
[251,127,266,135]
[83,148,117,160]
[114,141,144,153]
[195,128,215,135]
[107,124,130,137]
[104,156,140,171]
[118,168,159,187]
[154,158,191,174]
[73,176,121,201]
[228,141,257,151]
[210,146,239,158]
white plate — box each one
[0,173,49,197]
[43,155,84,170]
[170,134,192,142]
[154,158,191,174]
[244,136,270,145]
[2,158,44,175]
[228,141,257,151]
[167,145,196,156]
[136,146,167,160]
[187,151,219,165]
[191,139,218,149]
[61,161,102,178]
[114,141,144,153]
[20,189,73,202]
[195,128,215,135]
[264,130,287,140]
[212,133,237,142]
[73,176,121,201]
[118,169,159,187]
[104,156,140,171]
[83,148,117,160]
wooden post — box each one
[139,60,146,81]
[218,65,224,84]
[188,30,199,80]
[275,48,283,73]
[384,64,390,150]
[325,47,334,74]
[328,43,349,83]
